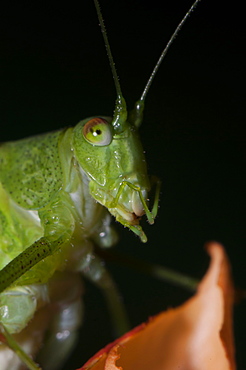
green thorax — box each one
[0,130,65,210]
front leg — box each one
[0,195,75,293]
[0,236,66,293]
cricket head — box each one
[73,104,159,242]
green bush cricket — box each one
[0,1,203,369]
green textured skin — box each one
[0,130,64,210]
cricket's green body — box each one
[0,0,200,366]
[0,115,152,369]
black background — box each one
[1,0,246,369]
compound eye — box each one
[83,118,113,146]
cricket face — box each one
[73,116,152,240]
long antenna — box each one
[93,0,127,133]
[93,0,122,99]
[140,0,201,103]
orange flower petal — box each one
[78,242,235,370]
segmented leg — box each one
[81,254,130,336]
